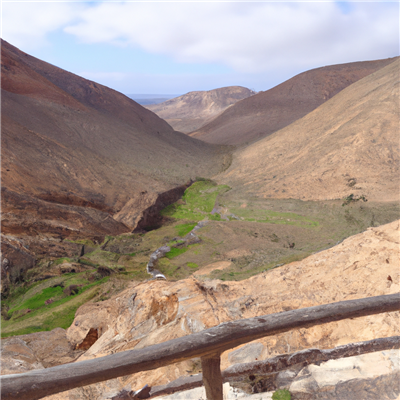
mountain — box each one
[1,40,228,258]
[146,86,256,133]
[191,58,398,145]
[216,59,400,202]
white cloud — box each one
[1,1,84,49]
[1,1,398,82]
[62,1,398,74]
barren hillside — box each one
[191,58,398,145]
[146,86,256,133]
[216,59,400,202]
[1,40,228,248]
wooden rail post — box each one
[201,353,223,400]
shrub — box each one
[272,389,291,400]
[342,194,368,206]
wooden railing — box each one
[1,293,399,400]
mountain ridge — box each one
[191,57,398,145]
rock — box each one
[0,337,44,375]
[63,285,80,296]
[1,328,80,372]
[1,236,35,296]
[75,328,99,351]
[154,383,273,399]
[228,343,264,364]
[289,350,400,399]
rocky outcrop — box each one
[148,349,400,399]
[288,349,400,400]
[1,236,35,297]
[113,182,192,231]
[1,328,81,375]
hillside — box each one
[191,57,398,145]
[1,40,229,292]
[216,59,400,202]
[146,86,256,133]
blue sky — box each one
[2,1,399,95]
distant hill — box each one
[146,86,256,133]
[191,58,398,145]
[1,40,228,248]
[216,59,400,202]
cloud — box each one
[1,0,398,93]
[62,1,398,74]
[1,1,84,49]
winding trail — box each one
[146,220,208,280]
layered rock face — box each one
[191,57,397,145]
[2,220,395,399]
[146,86,256,133]
[217,59,400,202]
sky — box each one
[1,1,399,95]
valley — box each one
[1,39,399,400]
[2,179,398,340]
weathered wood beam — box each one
[201,354,223,400]
[148,335,400,398]
[1,293,399,400]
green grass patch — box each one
[78,259,98,267]
[53,257,71,265]
[165,247,189,259]
[231,207,319,227]
[272,389,291,400]
[161,181,231,221]
[175,223,197,237]
[10,286,64,312]
[187,262,198,269]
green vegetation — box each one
[1,274,109,337]
[342,193,368,206]
[230,207,319,227]
[161,180,230,221]
[165,247,189,259]
[3,181,399,338]
[175,223,197,237]
[272,389,291,400]
[10,286,64,312]
[53,257,71,265]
